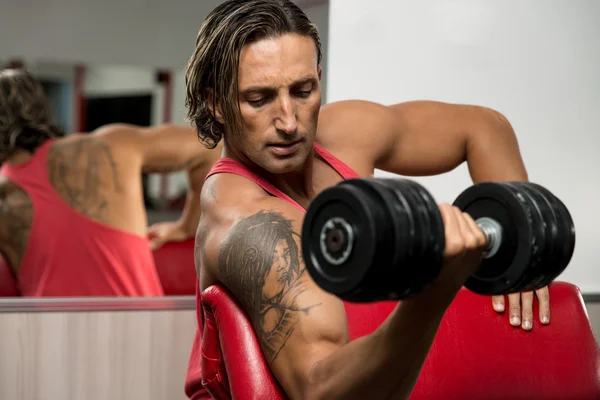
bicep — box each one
[376,101,496,176]
[318,100,469,176]
[211,204,348,398]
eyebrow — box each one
[240,76,317,96]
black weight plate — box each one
[376,178,426,286]
[390,179,434,296]
[368,179,429,298]
[453,182,533,295]
[375,179,429,296]
[348,178,416,301]
[479,182,541,294]
[528,183,576,287]
[504,182,550,293]
[401,179,445,295]
[302,180,381,299]
[513,182,565,291]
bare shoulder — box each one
[316,100,399,163]
[197,172,288,276]
[196,172,348,392]
[47,134,124,221]
[0,176,33,272]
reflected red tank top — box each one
[0,140,164,297]
[184,143,359,399]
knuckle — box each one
[537,290,550,302]
[463,236,478,251]
[461,211,476,223]
[522,291,534,300]
[445,237,465,255]
[439,203,452,212]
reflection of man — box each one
[0,68,221,297]
[184,1,550,398]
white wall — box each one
[328,0,600,293]
[0,0,221,69]
[303,1,330,103]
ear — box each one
[317,66,322,81]
[206,89,224,124]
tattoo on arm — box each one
[0,182,33,273]
[218,210,321,362]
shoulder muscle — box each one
[316,100,399,163]
[199,178,347,398]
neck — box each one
[6,149,33,166]
[223,140,316,207]
[268,154,315,205]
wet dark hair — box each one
[0,68,64,160]
[185,0,322,149]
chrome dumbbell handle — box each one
[476,217,503,258]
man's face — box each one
[231,33,322,174]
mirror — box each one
[0,58,197,300]
[0,0,330,305]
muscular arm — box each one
[96,123,221,233]
[202,185,452,400]
[319,100,528,182]
[0,180,32,274]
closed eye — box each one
[248,98,269,108]
[293,90,312,99]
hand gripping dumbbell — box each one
[300,178,576,302]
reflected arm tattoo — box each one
[0,181,33,273]
[218,210,320,362]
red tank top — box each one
[0,140,164,297]
[184,143,359,399]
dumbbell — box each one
[300,178,575,302]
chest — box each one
[302,156,375,208]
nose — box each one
[275,95,298,135]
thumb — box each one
[149,236,166,251]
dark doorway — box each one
[85,94,152,131]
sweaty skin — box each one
[196,33,542,400]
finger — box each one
[520,291,534,331]
[438,204,462,257]
[462,212,487,249]
[536,286,551,324]
[149,237,165,251]
[492,295,505,313]
[508,292,521,326]
[452,207,472,241]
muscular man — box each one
[0,68,221,297]
[184,0,551,398]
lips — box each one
[268,140,302,156]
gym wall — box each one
[327,0,600,294]
[0,0,222,69]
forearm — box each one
[307,293,449,400]
[466,110,529,183]
[175,165,205,235]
